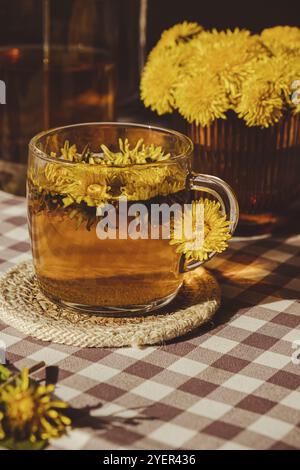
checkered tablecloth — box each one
[0,189,299,450]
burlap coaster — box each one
[0,262,220,347]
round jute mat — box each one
[0,262,220,348]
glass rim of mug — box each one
[29,122,194,168]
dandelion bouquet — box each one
[141,24,300,235]
[141,24,300,128]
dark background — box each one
[146,0,300,51]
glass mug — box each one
[27,123,239,315]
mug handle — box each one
[181,173,239,273]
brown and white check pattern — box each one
[0,190,299,450]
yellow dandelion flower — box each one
[156,21,203,49]
[261,26,300,54]
[174,73,229,126]
[43,163,75,194]
[237,78,283,127]
[140,46,184,114]
[0,368,71,443]
[60,165,111,206]
[186,29,268,99]
[248,55,300,101]
[273,56,300,113]
[120,165,187,200]
[31,162,110,207]
[170,198,231,262]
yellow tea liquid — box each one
[28,199,184,310]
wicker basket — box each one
[177,112,300,235]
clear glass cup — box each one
[27,123,239,315]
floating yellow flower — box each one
[237,79,283,127]
[174,73,229,126]
[0,368,71,444]
[120,165,187,200]
[170,198,231,262]
[31,162,111,208]
[60,166,111,207]
[29,139,187,208]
